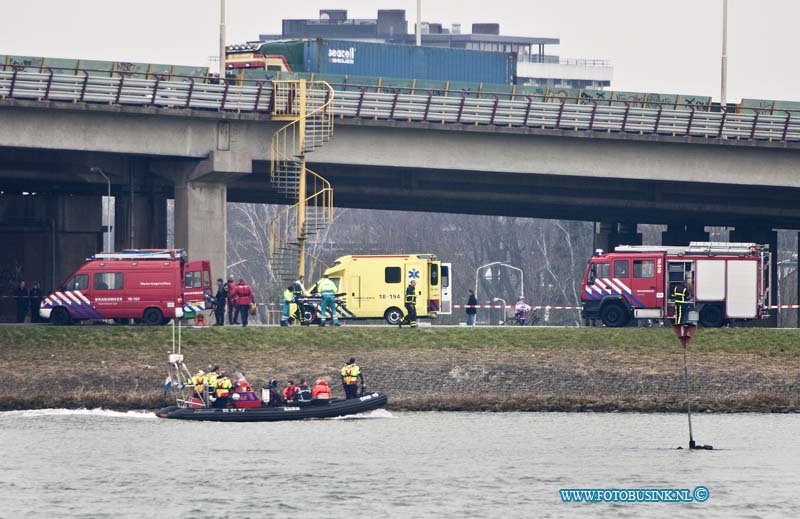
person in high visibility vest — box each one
[293,275,307,325]
[204,366,220,405]
[671,280,692,325]
[281,285,294,327]
[400,279,417,328]
[341,357,365,399]
[187,369,205,398]
[317,274,340,327]
[213,372,232,408]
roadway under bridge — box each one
[1,85,799,322]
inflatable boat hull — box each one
[156,392,388,422]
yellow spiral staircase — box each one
[269,80,335,283]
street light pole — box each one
[416,0,422,46]
[90,167,111,251]
[219,0,227,78]
[720,0,728,107]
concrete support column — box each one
[53,195,104,289]
[174,180,227,285]
[164,151,253,286]
[595,221,642,252]
[661,224,709,246]
[730,226,778,327]
[114,192,168,251]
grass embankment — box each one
[0,326,799,412]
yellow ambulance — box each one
[310,254,452,325]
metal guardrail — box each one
[2,68,800,143]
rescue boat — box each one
[156,392,389,422]
[158,327,387,422]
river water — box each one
[0,410,798,518]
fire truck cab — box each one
[581,242,771,328]
[40,249,211,326]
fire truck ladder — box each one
[268,80,335,283]
[614,242,767,256]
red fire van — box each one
[39,249,211,325]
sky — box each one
[1,0,797,101]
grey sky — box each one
[1,0,796,101]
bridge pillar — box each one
[730,226,779,327]
[166,151,252,285]
[661,224,709,246]
[594,221,642,252]
[0,193,102,321]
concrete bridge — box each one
[1,70,799,317]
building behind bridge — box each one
[258,8,613,90]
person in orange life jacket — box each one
[341,357,365,400]
[311,378,332,400]
[282,380,299,402]
[225,275,238,325]
[294,379,312,402]
[212,372,233,408]
[235,279,255,327]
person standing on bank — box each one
[29,281,42,323]
[235,279,255,327]
[226,274,238,325]
[15,280,28,324]
[281,285,294,326]
[317,274,340,327]
[341,357,365,399]
[292,275,307,325]
[671,278,692,325]
[400,279,417,328]
[213,278,227,326]
[466,289,478,326]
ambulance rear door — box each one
[440,263,452,315]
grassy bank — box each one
[1,326,799,412]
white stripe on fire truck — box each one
[74,290,91,305]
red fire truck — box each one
[581,242,771,328]
[39,249,211,325]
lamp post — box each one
[416,0,422,46]
[90,167,111,251]
[720,0,728,107]
[219,0,227,78]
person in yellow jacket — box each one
[281,285,294,327]
[317,274,340,327]
[186,369,205,398]
[340,357,365,399]
[213,372,232,408]
[204,366,219,405]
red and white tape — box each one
[453,304,581,310]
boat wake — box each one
[331,408,394,420]
[0,408,157,420]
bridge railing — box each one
[2,66,800,143]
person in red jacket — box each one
[282,380,298,402]
[235,279,255,327]
[311,378,332,400]
[226,275,238,325]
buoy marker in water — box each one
[672,323,713,451]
